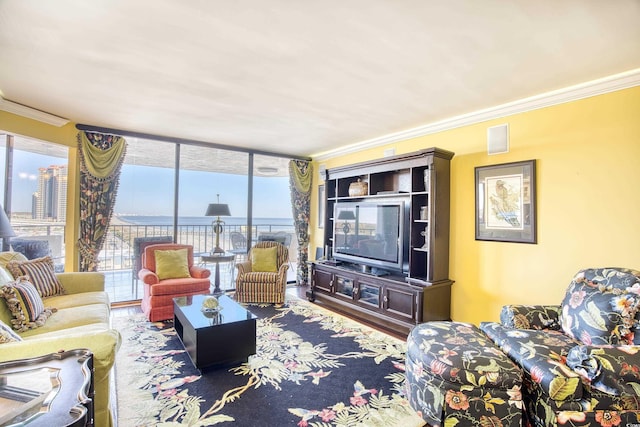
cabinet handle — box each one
[383,295,388,302]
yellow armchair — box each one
[235,241,289,304]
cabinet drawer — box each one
[383,286,417,321]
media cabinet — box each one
[309,148,454,335]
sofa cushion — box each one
[147,277,211,296]
[0,319,22,343]
[44,291,110,311]
[0,277,54,332]
[560,268,640,345]
[154,248,191,280]
[7,256,65,297]
[480,321,584,402]
[18,303,110,338]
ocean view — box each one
[115,215,294,227]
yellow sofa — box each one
[0,252,121,427]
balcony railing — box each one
[9,222,296,303]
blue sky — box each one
[7,151,293,219]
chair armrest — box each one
[138,268,159,285]
[567,345,640,396]
[236,261,252,276]
[57,272,105,294]
[500,304,562,330]
[277,264,289,281]
[190,266,211,279]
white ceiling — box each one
[1,0,639,159]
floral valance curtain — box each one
[77,131,127,271]
[289,160,313,285]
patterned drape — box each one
[288,160,313,285]
[77,131,127,271]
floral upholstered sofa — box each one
[480,267,640,427]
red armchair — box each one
[139,244,211,321]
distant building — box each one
[33,165,67,221]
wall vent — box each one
[487,124,509,155]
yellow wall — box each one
[0,111,81,270]
[311,86,640,324]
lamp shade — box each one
[337,210,356,220]
[205,203,231,217]
[0,205,15,238]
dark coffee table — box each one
[173,294,257,370]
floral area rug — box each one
[114,297,425,426]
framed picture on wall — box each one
[475,160,537,243]
[318,184,325,228]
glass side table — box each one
[0,349,93,427]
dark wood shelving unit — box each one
[309,148,454,335]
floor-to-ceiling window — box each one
[0,133,68,266]
[0,130,299,304]
[252,154,296,266]
[106,136,295,302]
[178,144,250,292]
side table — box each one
[0,349,94,427]
[200,253,235,294]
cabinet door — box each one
[313,267,333,294]
[355,279,382,309]
[334,275,356,300]
[382,285,418,321]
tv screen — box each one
[332,201,404,271]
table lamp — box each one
[0,205,15,252]
[337,210,355,247]
[205,195,231,254]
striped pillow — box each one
[0,319,22,343]
[7,256,65,297]
[0,277,54,332]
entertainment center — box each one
[309,148,454,335]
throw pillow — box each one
[6,256,65,297]
[154,249,191,280]
[560,268,640,345]
[251,246,278,272]
[0,277,54,332]
[0,319,22,343]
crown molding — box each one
[0,97,69,127]
[312,68,640,161]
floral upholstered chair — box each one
[235,241,289,304]
[480,267,640,426]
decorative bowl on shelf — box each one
[348,179,368,197]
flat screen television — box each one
[332,200,407,274]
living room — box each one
[0,2,639,426]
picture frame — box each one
[318,184,325,228]
[475,160,536,243]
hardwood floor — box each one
[111,284,407,341]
